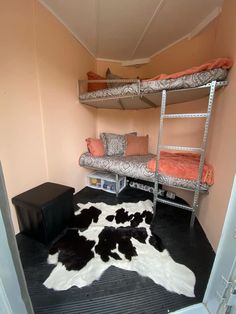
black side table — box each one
[12,182,75,244]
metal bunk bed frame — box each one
[153,81,217,227]
[78,79,226,110]
[78,79,228,227]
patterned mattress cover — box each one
[79,152,209,191]
[79,68,228,101]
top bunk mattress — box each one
[79,68,228,102]
[79,152,209,191]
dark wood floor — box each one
[16,186,215,314]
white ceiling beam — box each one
[150,34,189,59]
[95,0,100,56]
[129,0,166,59]
[38,0,96,58]
[121,58,150,67]
[188,7,222,40]
[150,6,222,60]
[96,58,123,63]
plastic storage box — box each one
[87,171,126,194]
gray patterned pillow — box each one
[101,132,137,156]
[106,68,126,88]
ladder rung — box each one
[156,197,193,212]
[159,145,203,153]
[163,113,209,119]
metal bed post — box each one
[115,174,119,198]
[153,90,167,216]
[190,80,217,227]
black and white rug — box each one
[44,200,195,297]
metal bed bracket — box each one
[159,145,203,153]
[163,113,209,119]
[115,174,119,198]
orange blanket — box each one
[146,58,233,81]
[147,151,214,185]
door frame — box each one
[0,162,34,314]
[175,174,236,313]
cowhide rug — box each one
[44,200,195,297]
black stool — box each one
[12,182,75,244]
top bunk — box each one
[78,58,232,110]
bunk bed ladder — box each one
[153,81,217,227]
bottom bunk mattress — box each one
[79,152,210,191]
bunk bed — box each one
[78,59,231,226]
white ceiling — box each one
[39,0,223,62]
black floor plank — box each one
[16,186,215,313]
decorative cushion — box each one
[87,71,107,92]
[125,135,149,156]
[86,138,105,157]
[106,68,126,88]
[101,132,137,156]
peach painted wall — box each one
[35,1,96,189]
[0,0,48,233]
[199,0,236,249]
[0,0,96,233]
[96,99,206,154]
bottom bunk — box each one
[79,151,212,192]
[79,151,213,227]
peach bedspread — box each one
[147,58,233,81]
[147,151,214,185]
